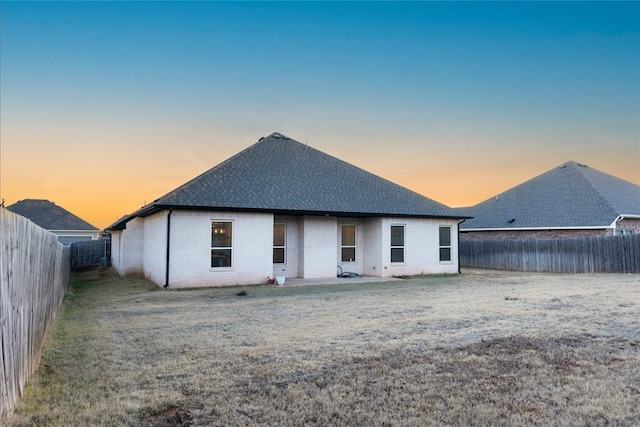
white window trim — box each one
[274,222,287,264]
[439,225,452,263]
[390,224,406,264]
[340,224,357,263]
[210,220,234,271]
[616,229,634,236]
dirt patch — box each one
[144,405,193,427]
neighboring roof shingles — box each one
[460,161,640,230]
[6,199,99,231]
[111,132,464,229]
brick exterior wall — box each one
[166,210,274,288]
[110,217,144,275]
[380,217,460,276]
[461,219,640,241]
[460,228,609,241]
[616,218,640,235]
[114,210,462,287]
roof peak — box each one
[109,132,464,229]
[461,159,639,230]
[560,160,588,169]
[15,198,54,203]
[259,131,291,141]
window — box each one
[390,225,405,263]
[341,225,356,262]
[616,229,634,236]
[211,221,232,268]
[439,226,451,262]
[273,223,286,264]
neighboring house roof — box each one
[460,161,640,230]
[110,132,466,230]
[6,199,99,231]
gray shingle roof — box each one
[6,199,99,231]
[460,161,640,230]
[112,132,463,229]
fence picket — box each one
[0,209,70,417]
[460,234,640,273]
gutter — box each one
[461,225,611,232]
[612,214,640,227]
[457,218,466,274]
[164,209,173,288]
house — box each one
[108,132,469,288]
[459,161,640,240]
[6,199,101,245]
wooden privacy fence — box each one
[71,239,111,269]
[0,209,71,417]
[460,234,640,273]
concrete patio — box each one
[275,275,403,287]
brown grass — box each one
[6,268,640,426]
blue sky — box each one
[1,1,639,228]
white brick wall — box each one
[337,218,366,276]
[162,210,273,288]
[273,215,300,279]
[111,217,144,276]
[299,216,338,278]
[110,230,122,272]
[379,217,460,277]
[143,211,169,286]
[113,210,461,287]
[362,217,383,276]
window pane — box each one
[211,249,232,267]
[439,226,451,247]
[391,247,404,263]
[439,248,451,262]
[391,226,404,246]
[273,248,285,264]
[212,222,232,247]
[341,225,356,246]
[274,223,285,246]
[341,247,356,262]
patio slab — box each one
[275,275,403,287]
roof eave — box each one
[461,225,612,232]
[121,203,471,221]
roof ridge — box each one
[461,160,638,230]
[108,132,464,230]
[153,134,278,205]
[571,161,636,216]
[265,133,456,211]
[7,199,99,230]
[570,162,611,210]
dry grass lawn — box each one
[6,268,640,426]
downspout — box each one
[457,218,466,274]
[164,210,173,288]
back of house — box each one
[108,132,469,288]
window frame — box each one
[340,224,357,263]
[390,224,405,264]
[211,220,233,269]
[616,229,634,236]
[439,225,452,262]
[273,222,286,264]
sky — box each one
[1,1,639,230]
